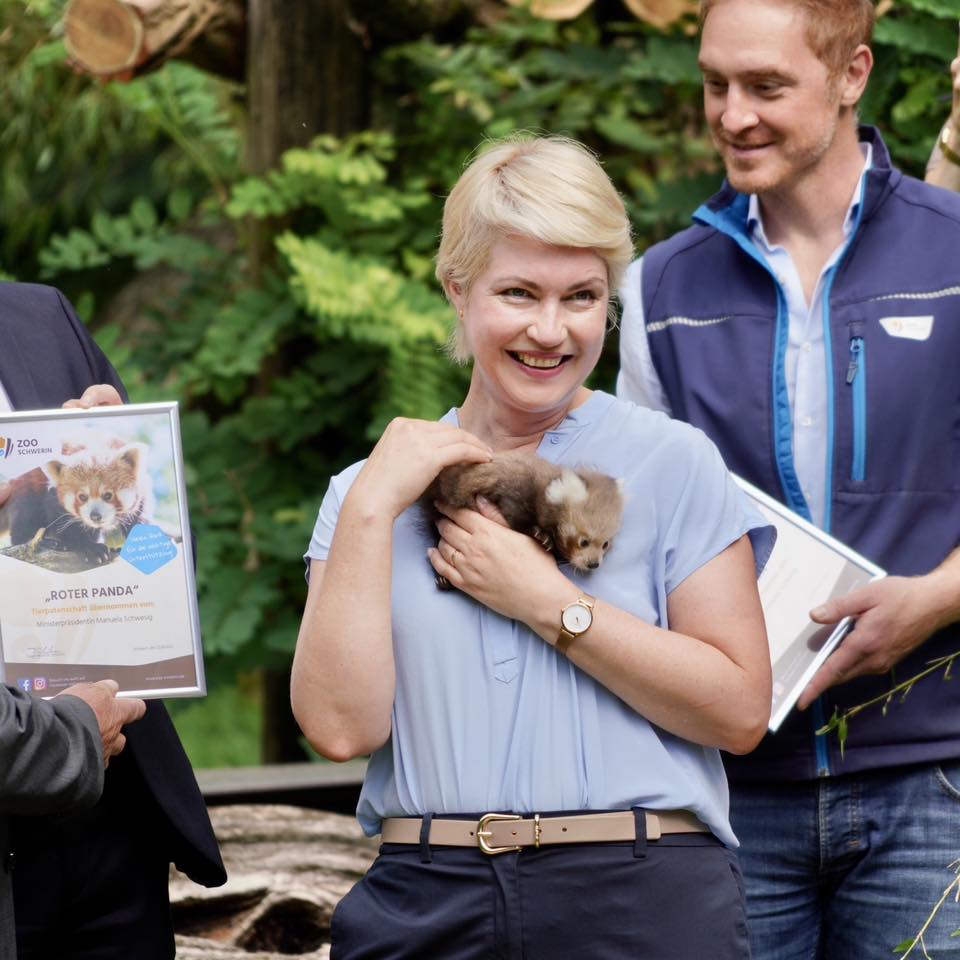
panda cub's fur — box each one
[423,451,624,580]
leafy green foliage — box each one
[379,10,716,241]
[862,2,960,168]
[1,0,956,767]
[166,679,263,768]
[0,0,240,287]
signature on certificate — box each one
[26,643,60,659]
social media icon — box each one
[33,677,47,691]
[17,678,32,692]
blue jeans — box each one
[730,762,960,960]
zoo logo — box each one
[0,437,11,459]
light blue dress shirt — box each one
[617,146,872,528]
[306,391,774,848]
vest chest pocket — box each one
[842,310,960,493]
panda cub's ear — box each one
[42,459,68,485]
[545,470,588,506]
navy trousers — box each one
[331,826,750,959]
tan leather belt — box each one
[381,810,709,855]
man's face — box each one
[699,0,844,197]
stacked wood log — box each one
[171,805,378,959]
[504,0,697,27]
[63,0,245,79]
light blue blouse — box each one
[306,391,774,847]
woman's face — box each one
[453,235,608,419]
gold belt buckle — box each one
[476,813,522,855]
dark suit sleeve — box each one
[0,282,129,409]
[0,684,103,816]
[52,288,129,403]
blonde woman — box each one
[292,136,774,959]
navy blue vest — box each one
[642,127,960,780]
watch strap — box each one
[555,624,577,655]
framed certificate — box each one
[734,476,886,732]
[0,402,205,699]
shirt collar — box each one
[747,141,873,252]
[446,390,615,433]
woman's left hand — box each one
[429,497,566,622]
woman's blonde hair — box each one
[436,135,634,363]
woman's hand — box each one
[350,418,492,520]
[429,497,568,621]
[431,505,770,754]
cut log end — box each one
[503,0,593,20]
[622,0,699,29]
[64,0,145,75]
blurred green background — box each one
[2,0,957,768]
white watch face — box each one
[561,602,592,634]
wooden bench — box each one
[196,760,367,814]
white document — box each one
[735,476,885,732]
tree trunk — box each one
[243,0,368,271]
[242,3,367,762]
[246,0,367,175]
[63,0,246,80]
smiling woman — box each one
[437,136,631,363]
[291,135,776,960]
[448,235,608,429]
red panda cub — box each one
[423,451,625,583]
[0,442,152,565]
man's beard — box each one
[720,121,839,196]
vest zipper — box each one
[812,698,831,777]
[846,335,866,481]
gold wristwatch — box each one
[940,124,960,168]
[556,594,595,654]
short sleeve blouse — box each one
[306,391,774,847]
